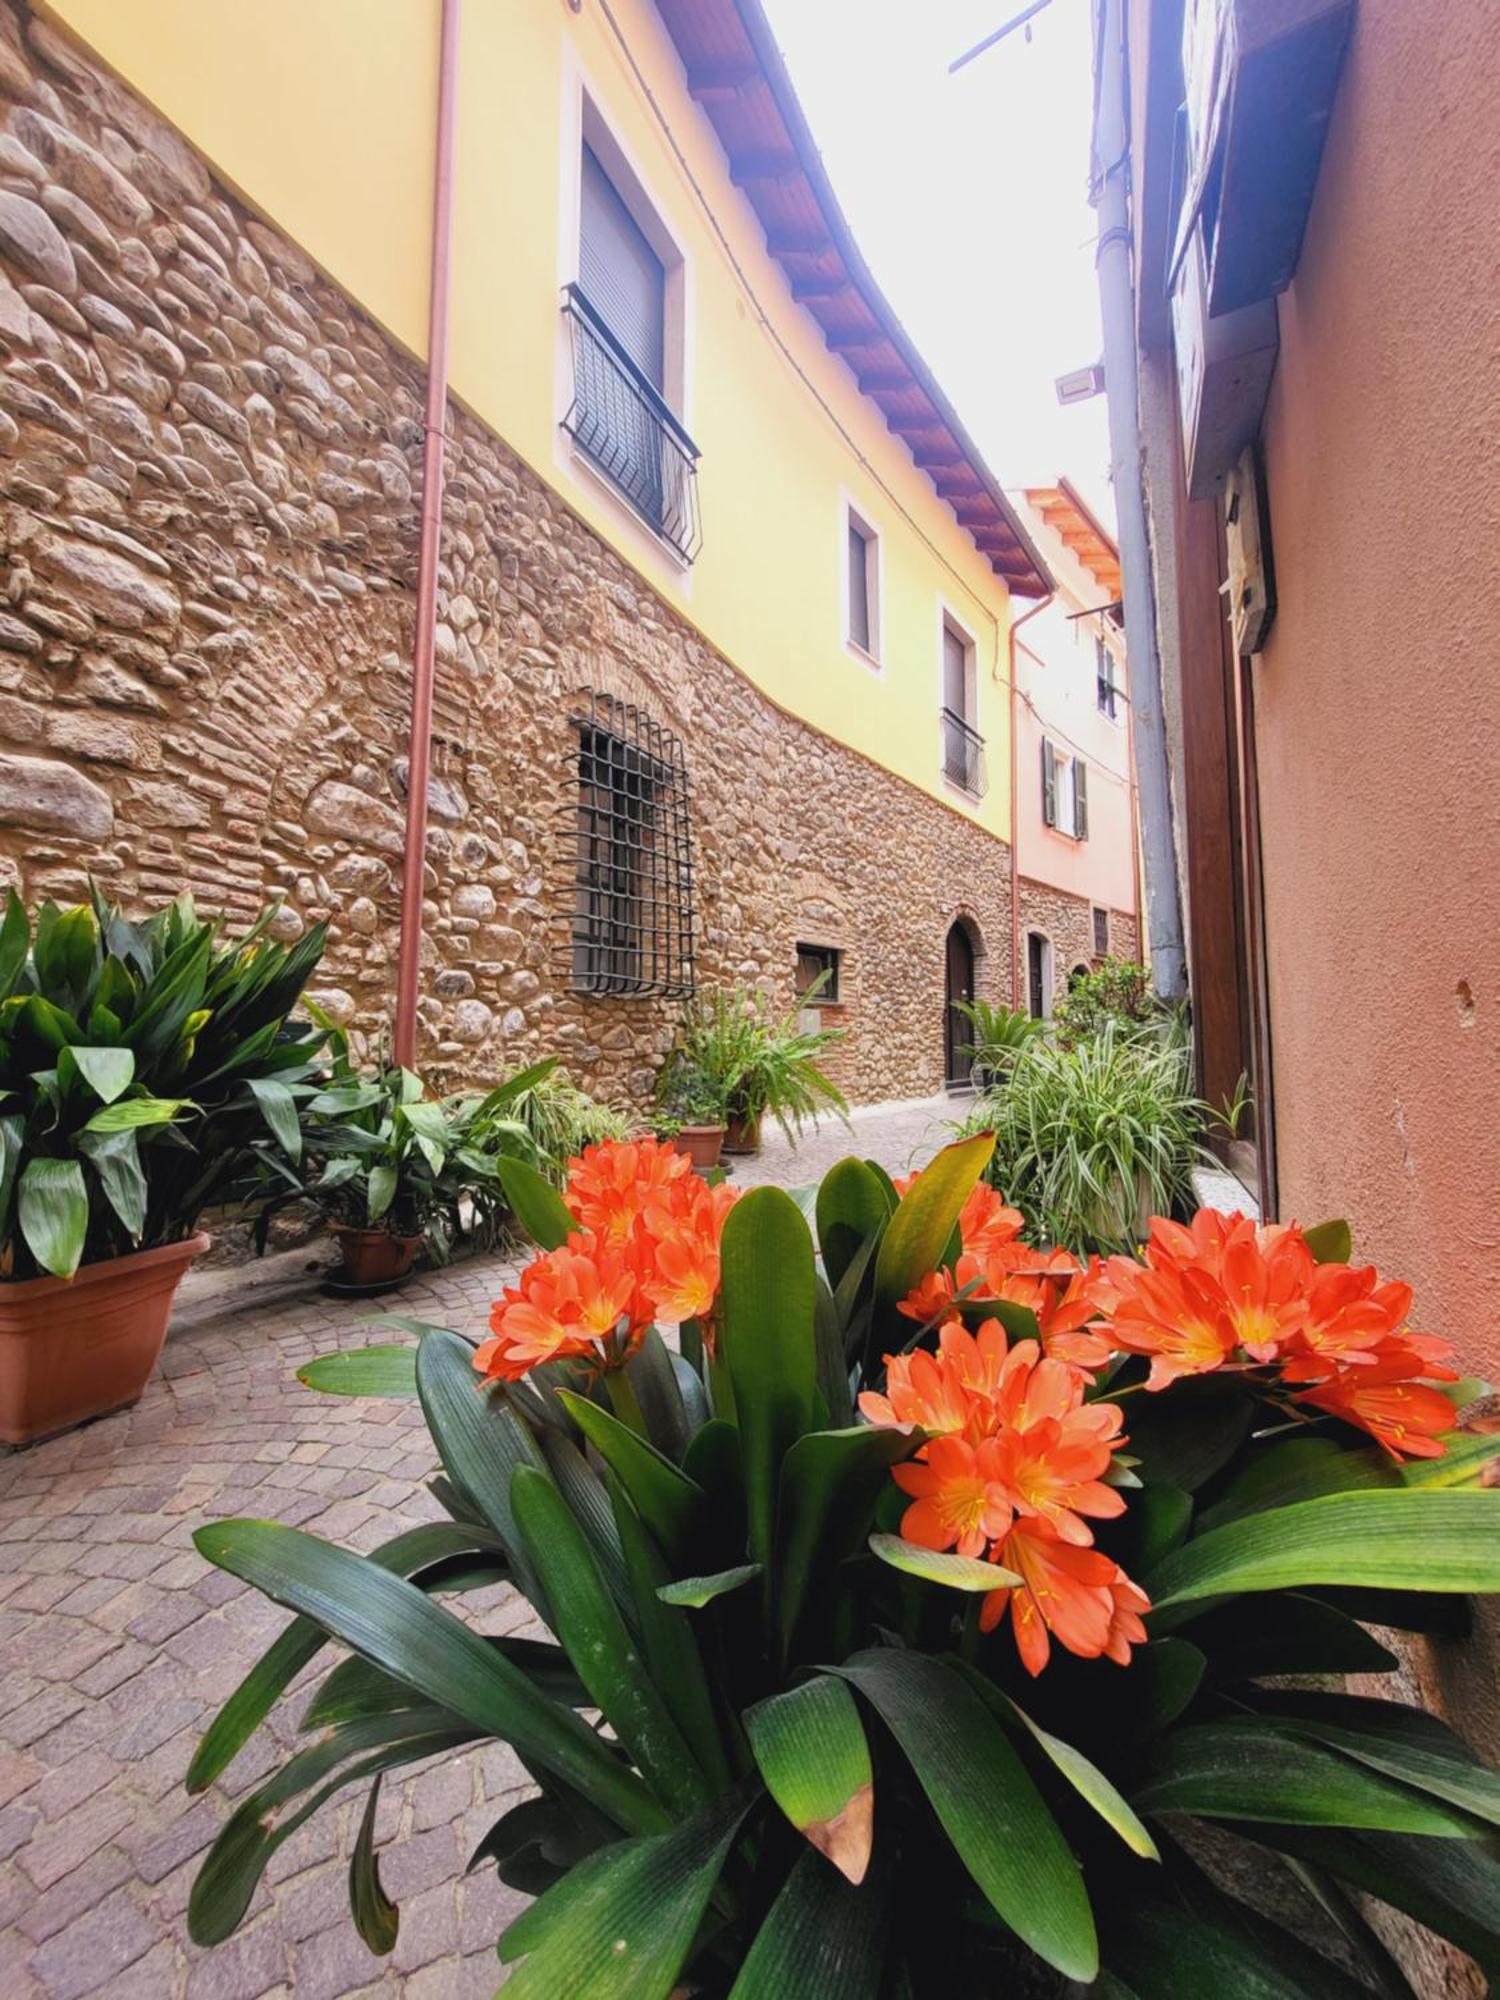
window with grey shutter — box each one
[1041,738,1057,826]
[1073,758,1089,839]
[943,622,969,720]
[580,145,664,388]
[848,523,871,652]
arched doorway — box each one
[944,920,977,1088]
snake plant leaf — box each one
[78,1126,147,1240]
[1146,1490,1500,1612]
[1244,1691,1500,1829]
[835,1649,1098,1981]
[348,1776,398,1954]
[61,1044,135,1105]
[815,1157,892,1291]
[719,1186,818,1578]
[776,1427,921,1657]
[511,1465,709,1818]
[558,1389,704,1564]
[745,1677,874,1884]
[247,1075,302,1161]
[193,1520,662,1836]
[868,1534,1021,1593]
[297,1346,418,1397]
[1244,1825,1500,1975]
[187,1518,503,1792]
[496,1153,576,1250]
[1302,1218,1353,1264]
[17,1157,88,1278]
[497,1789,752,1996]
[872,1132,994,1331]
[1132,1721,1486,1835]
[656,1562,762,1608]
[728,1846,889,1998]
[418,1328,551,1607]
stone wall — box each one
[1018,878,1139,1010]
[0,1,1014,1110]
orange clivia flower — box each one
[563,1135,693,1245]
[979,1520,1148,1675]
[1283,1331,1458,1459]
[477,1235,644,1380]
[859,1346,977,1438]
[891,1433,1014,1558]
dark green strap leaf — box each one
[194,1519,662,1836]
[1188,1592,1398,1681]
[776,1426,919,1658]
[656,1562,761,1608]
[728,1847,888,1998]
[558,1388,704,1563]
[495,1154,576,1249]
[297,1345,418,1397]
[745,1677,873,1884]
[834,1649,1097,1982]
[815,1156,892,1291]
[348,1776,398,1954]
[871,1133,993,1335]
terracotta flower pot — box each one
[672,1124,726,1171]
[0,1232,210,1447]
[330,1227,423,1288]
[722,1111,762,1156]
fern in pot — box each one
[666,981,846,1155]
[186,1131,1500,1994]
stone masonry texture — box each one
[1019,875,1139,1008]
[0,0,1015,1111]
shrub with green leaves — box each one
[1052,959,1162,1051]
[493,1061,628,1181]
[0,888,326,1280]
[954,997,1046,1087]
[186,1135,1500,1996]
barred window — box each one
[565,693,696,997]
[1092,906,1110,956]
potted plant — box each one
[953,997,1046,1089]
[666,981,846,1157]
[652,1059,728,1170]
[188,1135,1500,1992]
[268,1035,556,1287]
[0,888,326,1444]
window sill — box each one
[844,637,882,672]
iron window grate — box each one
[562,284,703,565]
[941,706,987,799]
[560,691,697,998]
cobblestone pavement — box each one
[0,1097,955,1998]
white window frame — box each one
[841,494,883,668]
[555,57,696,583]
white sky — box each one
[759,0,1115,530]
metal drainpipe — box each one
[394,0,461,1070]
[1007,592,1053,1009]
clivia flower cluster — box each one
[475,1137,737,1382]
[1087,1208,1460,1459]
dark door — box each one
[1027,931,1047,1019]
[944,922,975,1088]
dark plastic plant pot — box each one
[722,1111,762,1156]
[0,1232,210,1447]
[330,1227,423,1288]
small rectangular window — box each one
[845,507,879,660]
[1095,637,1119,719]
[796,943,840,1004]
[1092,906,1110,956]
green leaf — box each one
[745,1677,873,1883]
[0,888,29,997]
[538,1427,634,1622]
[248,1076,302,1162]
[1132,1721,1485,1834]
[872,1132,993,1331]
[728,1846,889,1999]
[1199,1429,1500,1534]
[1123,1375,1254,1491]
[835,1649,1097,1981]
[656,1562,762,1608]
[366,1160,397,1223]
[63,1045,135,1105]
[1303,1218,1352,1264]
[18,1157,88,1278]
[186,1519,499,1792]
[496,1153,576,1250]
[348,1777,398,1954]
[82,1095,189,1133]
[1247,1692,1500,1830]
[558,1389,704,1564]
[78,1126,146,1240]
[511,1466,709,1818]
[498,1790,750,1995]
[969,1673,1158,1860]
[1188,1592,1398,1681]
[297,1346,418,1397]
[1146,1490,1500,1612]
[815,1157,891,1291]
[718,1186,818,1576]
[868,1534,1020,1593]
[1111,1638,1206,1740]
[777,1426,919,1657]
[194,1520,661,1834]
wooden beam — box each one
[857,372,911,394]
[686,59,758,99]
[824,326,882,352]
[730,152,801,186]
[763,226,831,256]
[914,447,966,469]
[790,276,850,302]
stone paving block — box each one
[17,1845,132,1945]
[21,1793,134,1892]
[29,1887,157,2000]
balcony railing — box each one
[562,285,702,565]
[941,706,986,798]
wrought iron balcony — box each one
[562,285,702,564]
[941,706,986,798]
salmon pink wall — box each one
[1252,0,1500,1396]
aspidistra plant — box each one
[187,1134,1500,1996]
